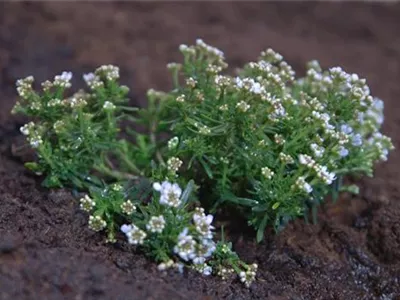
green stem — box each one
[116,148,144,176]
[94,164,138,181]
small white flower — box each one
[121,200,136,215]
[202,265,212,276]
[156,181,182,208]
[88,215,107,232]
[339,146,349,158]
[153,182,162,192]
[199,125,211,135]
[295,177,313,194]
[120,224,133,234]
[261,167,274,179]
[174,228,197,261]
[83,73,103,89]
[80,195,95,212]
[125,224,147,245]
[95,65,120,81]
[29,136,43,148]
[279,153,294,164]
[103,101,116,111]
[299,154,315,167]
[146,215,166,233]
[310,143,325,158]
[168,137,179,150]
[167,157,183,173]
[219,104,229,111]
[236,100,251,112]
[54,71,73,88]
[352,134,363,147]
[179,44,188,52]
[193,213,214,239]
[340,124,353,135]
[20,122,34,136]
[186,77,197,88]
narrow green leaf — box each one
[257,214,268,243]
[181,180,195,205]
[199,157,214,179]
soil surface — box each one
[1,2,400,300]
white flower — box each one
[310,143,325,158]
[80,195,95,212]
[299,154,315,167]
[339,146,349,158]
[196,39,224,58]
[88,215,107,232]
[54,71,72,88]
[199,125,211,135]
[124,224,147,245]
[219,104,229,111]
[314,165,336,185]
[95,65,120,81]
[193,214,214,239]
[168,137,179,150]
[295,177,313,194]
[83,73,103,89]
[176,95,185,103]
[146,215,166,233]
[153,182,162,192]
[174,228,197,261]
[179,44,188,52]
[120,224,133,234]
[29,136,43,148]
[261,167,274,179]
[236,100,250,112]
[167,157,183,173]
[279,152,294,164]
[340,124,353,135]
[121,200,136,215]
[352,134,363,146]
[103,101,116,111]
[202,265,212,276]
[20,122,34,135]
[155,181,182,208]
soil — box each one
[1,2,400,300]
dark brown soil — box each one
[1,2,400,299]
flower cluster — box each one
[156,39,393,238]
[12,65,129,188]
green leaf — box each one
[181,180,195,205]
[252,204,269,212]
[199,157,214,179]
[339,184,359,195]
[24,162,41,172]
[222,192,258,207]
[257,214,268,243]
[272,202,280,210]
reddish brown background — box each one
[1,2,400,300]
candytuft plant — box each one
[12,39,393,287]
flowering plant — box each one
[12,39,393,286]
[151,40,394,240]
[12,62,256,287]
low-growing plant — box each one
[12,39,393,287]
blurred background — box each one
[1,2,399,123]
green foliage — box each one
[12,39,394,287]
[14,66,131,188]
[148,40,394,238]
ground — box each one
[1,2,400,300]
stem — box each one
[94,164,138,181]
[150,122,165,166]
[116,148,144,176]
